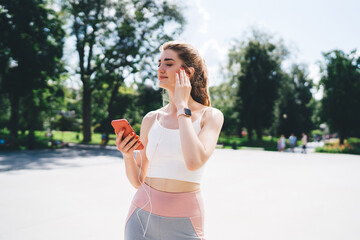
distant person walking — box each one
[301,133,308,154]
[289,133,297,153]
[101,133,106,146]
[277,138,282,152]
[278,134,286,152]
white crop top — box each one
[145,108,209,183]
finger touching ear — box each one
[175,71,179,85]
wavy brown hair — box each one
[160,41,211,107]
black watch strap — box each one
[177,108,191,118]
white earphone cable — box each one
[134,107,164,237]
[135,150,152,237]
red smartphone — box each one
[111,119,144,150]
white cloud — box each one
[193,0,210,34]
[199,39,227,64]
[308,63,323,100]
[198,39,229,86]
[308,64,321,84]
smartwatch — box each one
[177,108,192,118]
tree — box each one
[209,78,238,136]
[63,0,184,143]
[320,49,360,144]
[61,0,107,143]
[0,77,10,130]
[98,0,184,143]
[228,30,288,141]
[277,64,314,137]
[0,0,65,147]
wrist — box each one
[177,107,192,118]
[176,105,188,110]
[123,153,134,161]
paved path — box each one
[0,147,359,240]
[285,141,324,153]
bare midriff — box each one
[144,177,200,193]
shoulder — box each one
[205,107,224,121]
[143,110,158,122]
[202,107,224,128]
[140,110,158,133]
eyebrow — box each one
[158,58,175,62]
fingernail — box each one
[176,71,178,74]
[138,140,142,144]
[180,67,184,70]
[130,132,135,136]
[135,135,139,139]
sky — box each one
[179,0,360,98]
[63,0,359,99]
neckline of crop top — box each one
[154,108,208,131]
[145,107,210,183]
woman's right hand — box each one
[115,128,142,158]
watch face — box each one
[184,108,192,116]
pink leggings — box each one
[125,183,205,240]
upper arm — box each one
[198,108,224,161]
[134,111,156,170]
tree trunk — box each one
[339,135,345,145]
[82,84,92,143]
[9,92,19,137]
[27,128,35,150]
[339,129,346,145]
[256,128,263,142]
[105,80,121,144]
[247,128,253,142]
[237,123,243,138]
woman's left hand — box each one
[175,67,192,109]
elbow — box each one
[186,159,203,171]
[130,178,143,189]
[133,181,142,189]
[186,164,197,171]
[185,153,208,171]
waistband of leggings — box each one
[132,182,204,218]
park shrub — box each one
[315,138,360,155]
[0,132,49,151]
[218,136,278,151]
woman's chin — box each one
[158,81,172,90]
[158,81,165,88]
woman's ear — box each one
[187,67,195,78]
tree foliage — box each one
[276,64,314,137]
[63,0,185,142]
[320,49,360,144]
[228,30,288,141]
[209,78,238,136]
[0,0,65,148]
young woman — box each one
[116,41,224,240]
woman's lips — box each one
[159,76,168,80]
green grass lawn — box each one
[6,129,358,154]
[1,129,278,151]
[0,130,119,150]
[41,130,118,146]
[0,129,263,151]
[218,135,278,151]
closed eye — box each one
[158,58,175,68]
[157,63,173,67]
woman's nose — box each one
[158,64,165,73]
